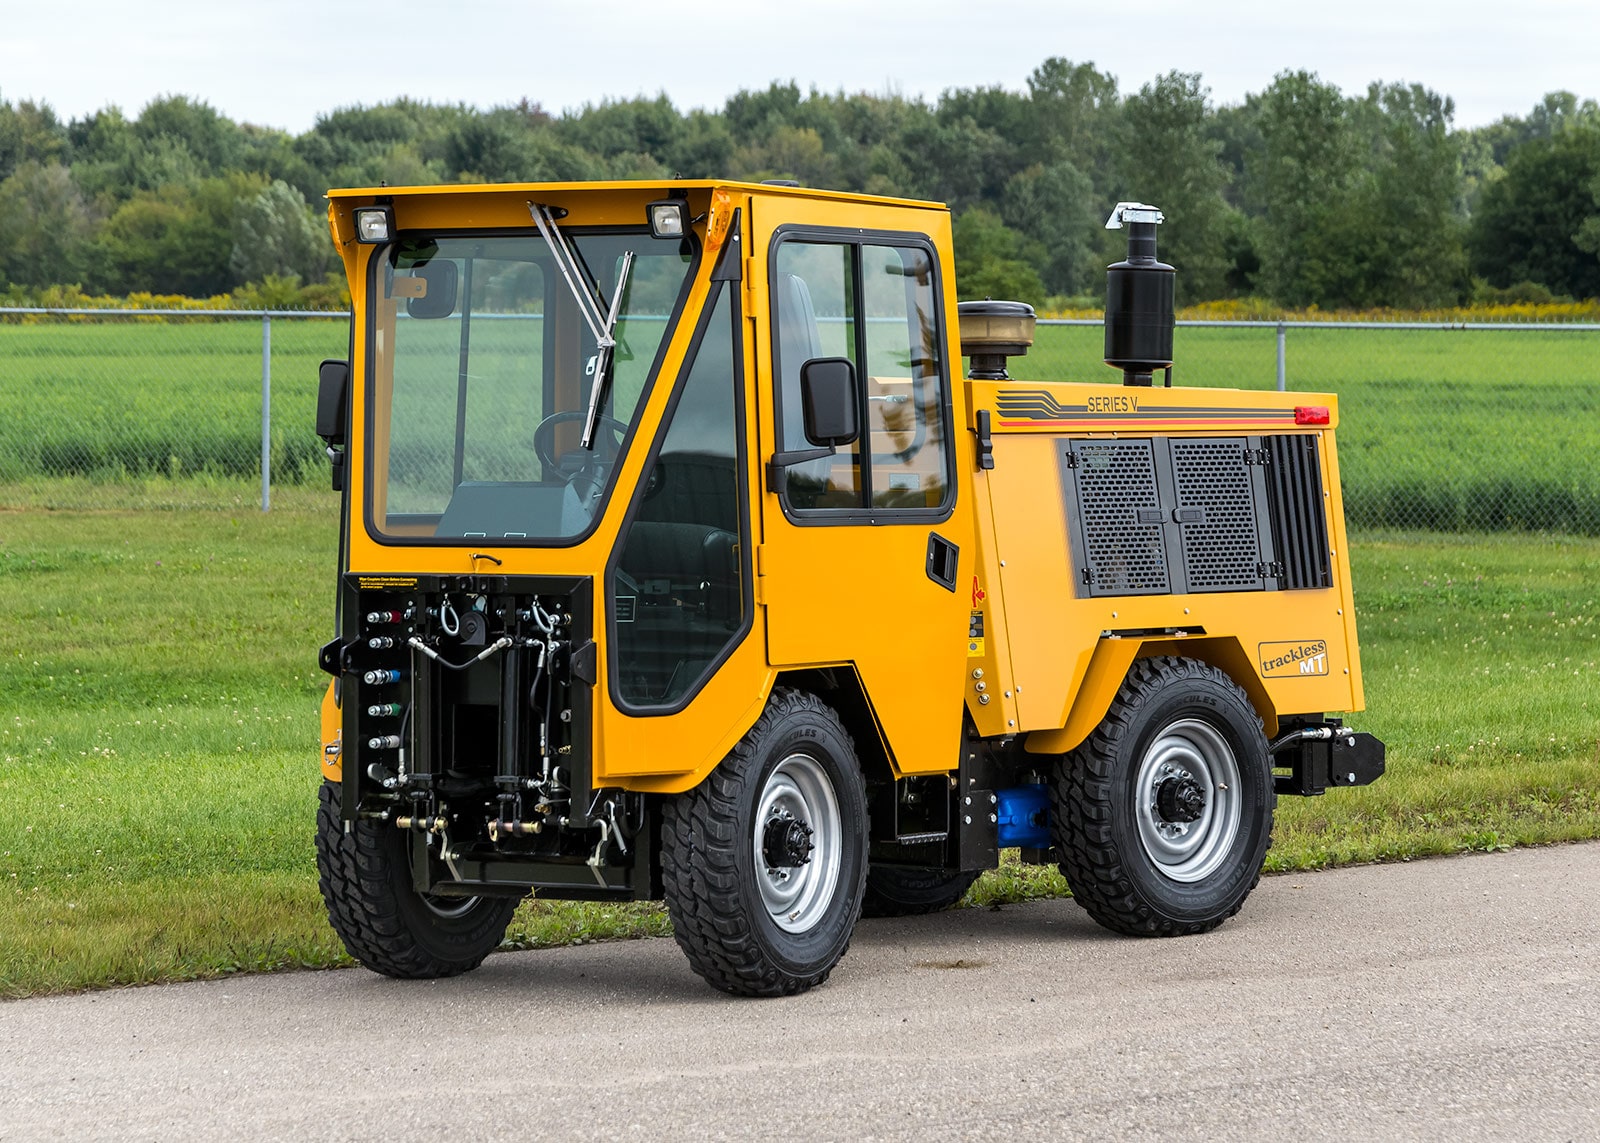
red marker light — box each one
[1294,405,1330,426]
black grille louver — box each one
[1169,438,1265,591]
[1264,434,1332,590]
[1072,440,1170,595]
[1062,432,1335,599]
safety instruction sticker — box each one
[358,576,419,590]
[968,610,986,657]
[1259,639,1329,678]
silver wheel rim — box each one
[754,752,842,934]
[1134,718,1242,883]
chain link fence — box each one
[0,309,347,512]
[1,309,1597,533]
[1033,319,1600,534]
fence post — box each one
[1276,323,1286,391]
[260,312,271,512]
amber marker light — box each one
[704,188,734,254]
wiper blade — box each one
[529,202,635,450]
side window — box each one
[861,244,948,510]
[772,236,950,516]
[611,286,746,709]
[773,242,860,507]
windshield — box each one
[367,229,695,543]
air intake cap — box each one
[1104,201,1175,387]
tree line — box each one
[1,59,1597,309]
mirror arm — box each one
[765,446,835,495]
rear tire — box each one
[315,781,517,978]
[861,866,978,917]
[661,688,868,996]
[1051,656,1274,937]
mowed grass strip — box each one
[1,508,1596,997]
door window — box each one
[772,236,951,517]
[610,285,746,709]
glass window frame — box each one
[604,278,752,717]
[767,224,957,527]
[360,224,702,549]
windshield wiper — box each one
[529,202,635,450]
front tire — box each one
[661,688,868,996]
[1051,656,1274,937]
[315,781,517,978]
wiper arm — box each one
[582,249,633,449]
[529,202,635,450]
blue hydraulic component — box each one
[995,784,1051,848]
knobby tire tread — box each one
[315,781,513,979]
[660,688,864,997]
[1052,656,1274,938]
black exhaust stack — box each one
[1103,202,1174,387]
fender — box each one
[1024,634,1278,756]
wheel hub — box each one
[1133,719,1244,884]
[762,810,814,869]
[753,752,843,934]
[1155,774,1206,823]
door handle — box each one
[926,533,959,591]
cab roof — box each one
[324,178,948,213]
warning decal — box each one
[967,610,986,657]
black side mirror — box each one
[405,260,459,319]
[800,357,859,447]
[316,359,350,446]
[317,359,351,492]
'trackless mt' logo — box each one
[1258,639,1329,678]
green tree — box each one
[730,124,837,187]
[1252,71,1360,305]
[1470,122,1600,298]
[0,161,95,287]
[135,95,245,176]
[664,109,734,178]
[1119,71,1233,301]
[93,173,264,295]
[951,206,1046,306]
[1000,161,1097,295]
[1353,83,1469,307]
[67,106,138,199]
[1026,58,1121,181]
[0,97,69,180]
[229,179,329,285]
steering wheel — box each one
[533,411,628,477]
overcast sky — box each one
[1,0,1594,133]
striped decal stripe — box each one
[994,388,1299,428]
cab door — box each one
[754,206,975,775]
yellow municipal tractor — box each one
[312,182,1383,995]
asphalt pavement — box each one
[2,842,1597,1141]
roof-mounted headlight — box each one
[647,199,687,240]
[354,206,394,243]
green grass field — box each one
[0,505,1595,997]
[2,318,1598,529]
